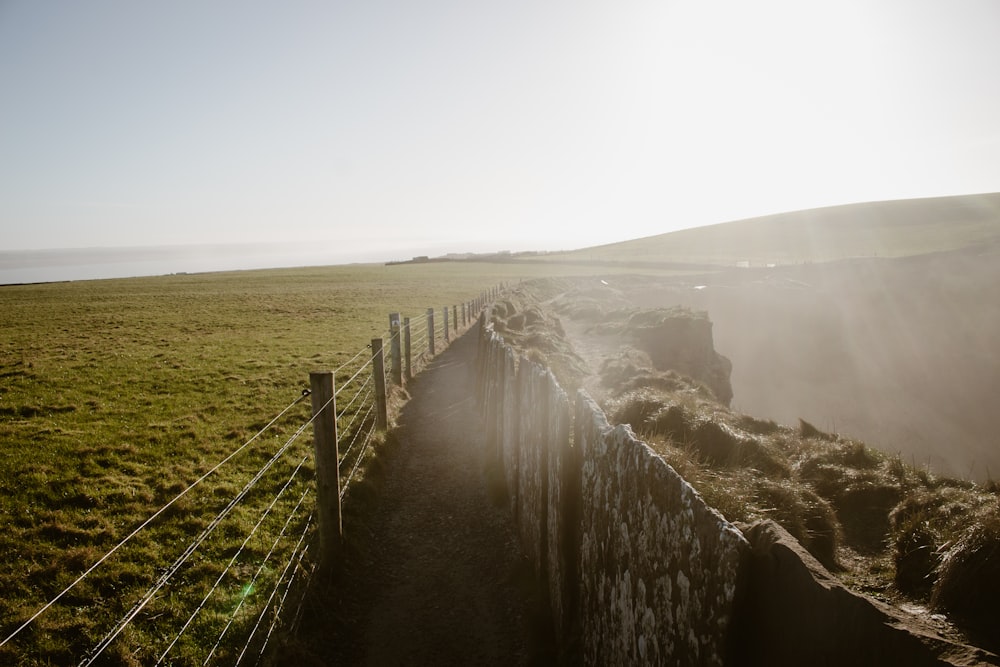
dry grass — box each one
[603,386,1000,640]
[495,279,1000,646]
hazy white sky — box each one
[2,0,999,257]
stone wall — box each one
[474,310,997,666]
[477,315,746,665]
[575,394,746,665]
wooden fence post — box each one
[427,308,435,356]
[372,338,388,431]
[453,305,458,332]
[310,371,342,568]
[389,313,402,386]
[404,316,412,382]
[443,306,450,343]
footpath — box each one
[290,329,554,666]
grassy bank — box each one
[542,193,1000,266]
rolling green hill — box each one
[551,193,1000,266]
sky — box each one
[1,0,999,261]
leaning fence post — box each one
[427,308,435,356]
[404,316,412,381]
[443,306,450,343]
[372,338,388,431]
[389,313,402,386]
[310,371,342,569]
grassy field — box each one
[542,193,1000,266]
[0,260,648,664]
[5,194,997,662]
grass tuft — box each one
[931,507,1000,626]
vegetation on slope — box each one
[492,278,1000,652]
[541,193,1000,266]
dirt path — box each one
[291,329,553,666]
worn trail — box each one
[293,329,551,666]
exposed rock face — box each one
[732,521,1000,666]
[625,309,733,406]
[548,281,733,406]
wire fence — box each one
[0,287,501,665]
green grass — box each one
[0,260,632,665]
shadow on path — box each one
[285,329,553,666]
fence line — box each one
[240,511,314,666]
[156,452,312,664]
[2,284,505,664]
[0,390,310,654]
[204,482,311,666]
[80,414,317,665]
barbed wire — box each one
[335,347,378,398]
[336,373,372,422]
[81,417,315,665]
[410,328,429,350]
[340,416,378,500]
[156,453,312,664]
[332,345,371,376]
[339,387,375,441]
[338,401,376,467]
[284,540,313,636]
[237,513,314,666]
[203,484,312,665]
[0,389,311,652]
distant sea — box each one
[0,243,396,285]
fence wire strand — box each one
[335,349,377,397]
[336,373,372,422]
[237,513,314,666]
[257,542,310,666]
[332,345,370,376]
[339,401,376,466]
[341,416,378,500]
[0,390,311,652]
[81,418,314,666]
[157,454,312,664]
[204,483,312,665]
[339,386,374,441]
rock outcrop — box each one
[623,308,733,406]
